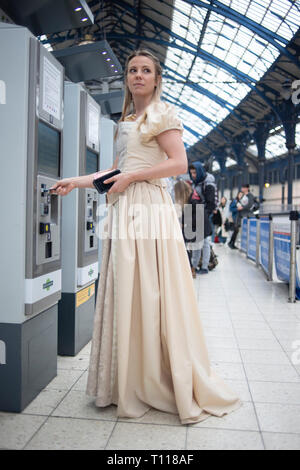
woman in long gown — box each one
[50,49,242,425]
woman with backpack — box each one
[187,162,216,276]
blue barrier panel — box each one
[247,218,257,261]
[260,218,270,275]
[241,218,248,252]
[273,229,300,299]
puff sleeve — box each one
[139,101,184,143]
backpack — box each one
[193,180,217,211]
[203,173,218,208]
[193,183,205,203]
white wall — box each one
[262,181,300,205]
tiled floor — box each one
[1,244,300,450]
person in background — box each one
[174,179,193,268]
[218,196,231,244]
[202,162,219,243]
[228,184,254,249]
[229,191,243,227]
[211,206,222,243]
[188,162,216,276]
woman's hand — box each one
[105,173,134,194]
[49,178,77,196]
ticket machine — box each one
[58,82,100,356]
[0,24,64,411]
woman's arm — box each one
[50,156,119,196]
[104,129,187,194]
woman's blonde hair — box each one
[174,180,193,210]
[115,49,163,139]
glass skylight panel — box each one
[226,157,237,167]
[213,161,220,172]
[265,132,287,158]
[247,144,258,157]
[266,11,283,31]
[247,1,266,23]
[164,0,299,147]
[183,129,198,146]
[176,109,212,137]
[228,0,249,15]
[228,0,299,41]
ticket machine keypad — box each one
[36,176,61,264]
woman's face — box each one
[126,55,158,100]
[221,197,226,206]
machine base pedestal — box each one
[0,306,58,413]
[58,291,95,356]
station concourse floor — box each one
[1,244,300,450]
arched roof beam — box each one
[182,0,300,69]
[110,0,300,69]
[88,0,283,116]
[98,31,280,117]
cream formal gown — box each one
[86,100,242,424]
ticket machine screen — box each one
[38,121,60,178]
[86,149,98,175]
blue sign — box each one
[273,230,300,300]
[260,218,270,275]
[247,218,257,261]
[241,218,248,253]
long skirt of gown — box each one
[86,181,242,424]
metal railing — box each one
[239,211,300,303]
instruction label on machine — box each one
[241,218,248,252]
[76,283,95,308]
[42,56,61,120]
[88,100,99,148]
[247,218,257,261]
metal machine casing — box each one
[0,23,64,411]
[61,82,100,293]
[58,82,100,356]
[0,23,64,322]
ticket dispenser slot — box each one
[50,193,59,225]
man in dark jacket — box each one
[228,184,255,249]
[188,162,216,275]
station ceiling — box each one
[2,0,300,167]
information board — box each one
[273,221,300,299]
[247,218,257,261]
[240,218,248,253]
[260,217,270,275]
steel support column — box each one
[253,122,270,202]
[276,100,298,205]
[215,152,227,198]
